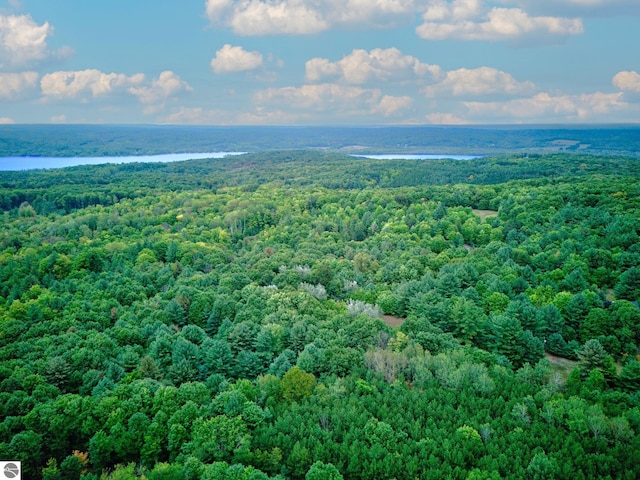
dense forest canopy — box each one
[1,146,640,479]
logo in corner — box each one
[1,461,21,479]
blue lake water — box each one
[0,152,247,171]
[0,151,482,171]
[351,154,482,160]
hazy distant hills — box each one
[1,124,639,157]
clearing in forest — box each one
[472,209,498,221]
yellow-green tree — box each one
[281,366,316,402]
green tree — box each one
[306,461,344,480]
[488,314,525,367]
[614,266,640,301]
[577,339,607,371]
[191,415,251,463]
[526,452,558,480]
[618,360,640,393]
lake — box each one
[0,152,247,171]
[0,151,482,171]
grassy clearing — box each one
[472,209,499,221]
[546,353,579,379]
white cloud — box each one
[305,58,339,82]
[0,117,15,124]
[416,1,583,42]
[40,69,192,116]
[255,83,380,112]
[210,44,264,73]
[206,0,328,35]
[0,14,69,67]
[424,66,535,97]
[255,83,412,118]
[374,95,414,116]
[305,48,441,84]
[129,71,192,104]
[40,69,145,100]
[205,0,421,35]
[612,71,640,93]
[0,71,38,99]
[463,91,627,121]
[204,0,594,41]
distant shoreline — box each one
[1,124,639,160]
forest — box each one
[1,149,640,479]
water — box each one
[0,151,482,171]
[351,154,482,160]
[0,152,247,171]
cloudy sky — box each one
[1,0,639,125]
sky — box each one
[0,0,639,125]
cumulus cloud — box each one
[0,71,38,99]
[0,117,15,124]
[0,14,69,67]
[160,106,304,125]
[416,0,583,42]
[424,66,535,97]
[374,95,414,116]
[204,0,590,41]
[206,0,327,35]
[41,69,145,100]
[305,48,441,84]
[40,69,192,115]
[255,83,412,117]
[129,71,192,104]
[210,44,264,73]
[255,83,379,111]
[205,0,421,35]
[463,91,627,121]
[612,71,640,93]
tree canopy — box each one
[1,150,640,479]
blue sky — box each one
[1,0,639,125]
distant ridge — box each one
[1,124,639,158]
